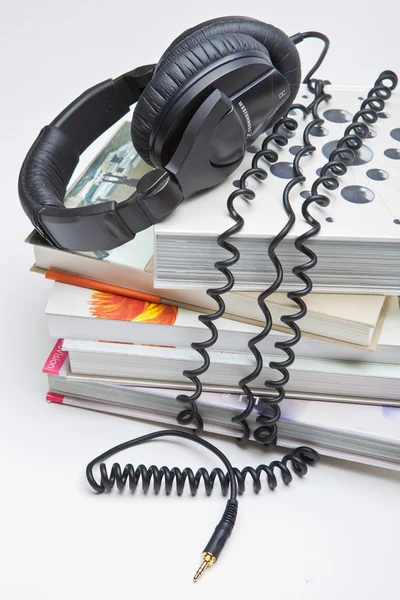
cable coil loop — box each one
[94,446,319,496]
[176,79,332,445]
[235,80,332,446]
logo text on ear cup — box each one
[279,89,287,99]
[238,101,252,138]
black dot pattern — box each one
[270,162,296,179]
[289,145,311,157]
[366,169,389,181]
[341,185,375,204]
[310,125,329,137]
[323,109,352,123]
[390,128,400,141]
[384,148,400,160]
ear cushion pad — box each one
[156,17,301,121]
[155,17,301,111]
[131,32,270,164]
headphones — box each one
[19,16,304,252]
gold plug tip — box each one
[193,552,216,582]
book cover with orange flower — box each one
[45,282,263,352]
[88,290,178,325]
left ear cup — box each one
[131,32,270,165]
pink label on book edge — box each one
[43,339,69,375]
[46,392,64,404]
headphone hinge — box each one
[166,89,245,197]
[114,64,156,106]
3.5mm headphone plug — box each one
[194,552,216,582]
[193,498,238,582]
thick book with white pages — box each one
[62,296,400,366]
[47,392,400,472]
[44,346,400,471]
[26,116,387,346]
[44,280,392,349]
[47,339,400,407]
[59,336,400,402]
[154,85,400,293]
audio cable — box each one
[290,70,398,333]
[173,110,306,437]
[174,121,287,437]
[232,79,332,444]
[85,36,332,584]
[86,429,318,581]
[241,71,398,443]
[174,33,331,437]
[175,78,330,443]
[291,31,330,84]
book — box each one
[26,116,388,347]
[154,84,400,294]
[51,335,400,402]
[44,361,400,471]
[44,279,391,351]
[31,263,387,346]
[46,338,400,407]
[46,392,400,471]
[45,281,267,353]
[61,296,400,366]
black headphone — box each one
[19,16,304,252]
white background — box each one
[1,1,400,598]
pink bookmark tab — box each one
[43,339,69,376]
[46,392,65,404]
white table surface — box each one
[2,1,400,598]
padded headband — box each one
[18,66,187,251]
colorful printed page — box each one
[45,282,260,334]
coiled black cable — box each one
[175,80,330,442]
[290,70,398,351]
[86,35,331,582]
[88,436,319,496]
[175,32,332,441]
[250,72,398,442]
[175,131,275,435]
[233,79,332,444]
[174,167,268,435]
[175,124,293,437]
[86,429,318,580]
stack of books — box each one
[28,83,400,471]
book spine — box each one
[46,391,65,404]
[43,339,69,376]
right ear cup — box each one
[131,17,301,168]
[155,16,301,116]
[131,32,271,165]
